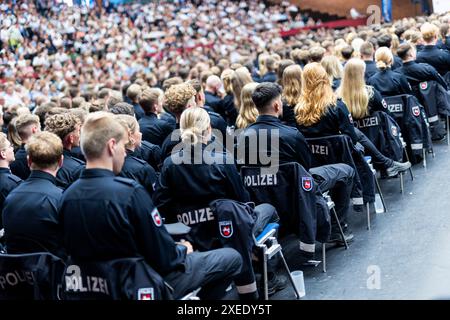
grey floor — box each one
[272,141,450,300]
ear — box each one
[58,155,64,169]
[27,155,32,168]
[0,150,6,160]
[68,133,74,145]
[107,138,116,156]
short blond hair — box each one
[80,112,126,160]
[421,22,439,42]
[26,131,63,170]
[126,84,142,102]
[114,114,138,149]
[0,132,10,150]
[15,114,40,140]
[164,83,196,115]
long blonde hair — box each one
[180,107,211,145]
[337,58,372,119]
[282,64,303,107]
[231,67,253,111]
[321,55,343,82]
[295,63,337,126]
[236,83,259,129]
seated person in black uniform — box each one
[44,113,85,189]
[368,47,412,97]
[110,102,162,170]
[0,133,21,236]
[2,132,65,258]
[417,23,450,77]
[59,112,241,300]
[138,88,175,146]
[160,83,197,160]
[360,41,378,83]
[115,114,157,195]
[297,63,411,177]
[236,82,355,250]
[154,107,281,299]
[126,84,145,120]
[377,33,403,70]
[10,114,41,180]
[396,42,448,90]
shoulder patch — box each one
[150,208,163,227]
[382,99,388,109]
[348,113,354,124]
[114,176,137,186]
[7,174,22,184]
[301,176,313,192]
[412,106,420,117]
[420,82,428,90]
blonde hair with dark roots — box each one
[282,64,303,107]
[295,63,337,126]
[236,82,259,129]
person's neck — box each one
[363,56,373,62]
[31,167,58,177]
[0,161,9,169]
[259,111,278,118]
[64,143,73,151]
[127,146,135,152]
[86,159,113,172]
[425,41,437,46]
[403,58,414,63]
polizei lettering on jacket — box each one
[177,207,215,226]
[355,116,379,128]
[243,174,278,187]
[309,144,329,156]
[388,103,403,113]
[65,265,109,295]
[0,270,34,289]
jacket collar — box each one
[80,168,115,179]
[28,170,57,184]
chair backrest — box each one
[0,252,64,300]
[355,111,403,162]
[240,163,318,243]
[306,134,374,204]
[384,94,431,161]
[62,257,173,300]
[415,80,450,118]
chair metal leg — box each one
[263,247,269,300]
[374,177,387,213]
[331,207,349,249]
[367,202,371,230]
[403,147,414,181]
[400,172,404,194]
[423,149,427,168]
[322,243,327,273]
[278,251,302,300]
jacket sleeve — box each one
[152,163,173,217]
[130,186,187,276]
[336,101,360,144]
[223,162,251,203]
[427,65,448,90]
[399,74,413,94]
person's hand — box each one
[177,239,194,254]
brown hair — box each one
[26,131,63,170]
[45,113,79,142]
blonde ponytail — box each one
[180,107,211,145]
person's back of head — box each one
[180,107,211,145]
[0,132,14,165]
[106,90,123,110]
[397,42,415,61]
[251,82,282,115]
[114,114,140,151]
[375,46,394,70]
[377,33,393,48]
[164,83,197,117]
[295,62,336,126]
[139,88,163,114]
[220,69,234,95]
[338,58,369,119]
[60,96,72,109]
[341,45,355,60]
[205,75,222,93]
[321,55,343,80]
[236,82,259,129]
[109,102,135,116]
[26,131,63,173]
[69,87,80,99]
[360,41,375,60]
[80,112,127,174]
[187,79,204,107]
[308,46,326,63]
[15,114,40,143]
[421,22,439,44]
[126,84,142,103]
[70,108,88,126]
[282,64,303,107]
[439,23,449,42]
[97,88,110,100]
[71,96,86,109]
[44,113,80,148]
[277,59,295,85]
[264,56,277,73]
[162,77,184,92]
[231,67,253,109]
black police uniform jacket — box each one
[2,171,64,258]
[416,45,450,77]
[60,169,186,276]
[153,144,250,251]
[0,168,21,228]
[368,69,412,97]
[119,150,158,195]
[138,112,175,146]
[10,145,30,181]
[56,149,84,189]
